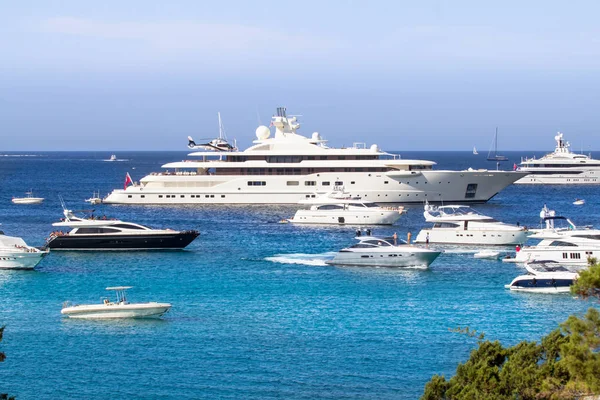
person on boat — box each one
[356,229,361,237]
[392,232,398,245]
[407,232,412,244]
[516,244,521,252]
[366,229,371,236]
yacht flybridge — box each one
[288,190,404,225]
[103,107,527,205]
[516,132,600,184]
[414,202,528,245]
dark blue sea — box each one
[1,151,599,399]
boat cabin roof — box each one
[106,286,133,291]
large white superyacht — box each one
[516,132,600,184]
[103,108,527,205]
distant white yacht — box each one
[12,191,44,205]
[473,146,478,155]
[288,190,404,225]
[103,107,527,205]
[516,132,600,184]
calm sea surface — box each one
[1,151,599,399]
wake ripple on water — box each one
[265,252,337,266]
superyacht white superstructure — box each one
[516,132,600,184]
[103,107,527,205]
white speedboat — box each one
[473,250,501,259]
[573,199,585,206]
[85,191,102,205]
[414,202,528,245]
[516,132,600,184]
[0,229,48,270]
[108,154,117,161]
[12,191,44,204]
[326,236,441,268]
[103,107,527,205]
[505,262,579,293]
[61,286,171,319]
[46,205,199,250]
[288,190,404,225]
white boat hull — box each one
[514,248,600,265]
[326,247,441,268]
[11,198,44,204]
[505,285,572,293]
[104,170,526,205]
[414,229,528,246]
[515,170,600,184]
[0,250,48,270]
[61,302,171,319]
[289,209,402,225]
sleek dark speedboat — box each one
[46,209,199,250]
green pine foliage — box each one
[422,309,600,399]
[423,258,600,399]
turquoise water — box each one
[0,152,598,399]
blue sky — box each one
[1,0,600,151]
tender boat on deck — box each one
[505,262,579,293]
[0,229,48,270]
[61,286,171,319]
[288,190,404,225]
[414,201,528,245]
[326,236,441,268]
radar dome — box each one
[255,125,271,140]
[370,144,380,152]
[312,132,321,141]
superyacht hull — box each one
[515,171,600,184]
[104,170,527,205]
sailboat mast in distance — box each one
[487,127,508,162]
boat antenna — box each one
[58,195,67,211]
[255,106,263,126]
[217,112,227,140]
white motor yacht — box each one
[326,236,441,268]
[46,206,199,250]
[103,107,527,205]
[12,191,44,205]
[414,202,528,245]
[516,132,600,184]
[512,234,600,265]
[85,191,102,205]
[288,190,404,225]
[0,229,48,270]
[505,262,579,293]
[61,286,171,319]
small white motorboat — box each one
[85,191,102,205]
[473,250,501,259]
[108,154,117,161]
[0,228,49,270]
[573,199,585,206]
[505,262,579,293]
[12,191,44,205]
[61,286,171,319]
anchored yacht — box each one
[103,107,527,205]
[505,262,579,293]
[516,132,600,184]
[0,229,48,270]
[414,202,528,245]
[288,190,404,225]
[46,208,199,250]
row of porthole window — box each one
[127,194,226,199]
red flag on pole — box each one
[124,172,133,189]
